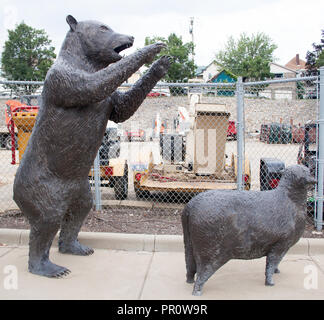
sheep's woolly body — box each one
[182,165,316,296]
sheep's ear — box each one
[66,15,78,31]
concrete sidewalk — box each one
[0,229,323,300]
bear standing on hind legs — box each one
[13,15,171,278]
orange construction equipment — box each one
[7,100,39,164]
[5,100,22,128]
[11,110,38,163]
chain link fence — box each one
[242,75,321,230]
[0,73,322,230]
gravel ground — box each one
[0,207,323,238]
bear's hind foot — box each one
[59,239,94,256]
[29,260,70,278]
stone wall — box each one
[0,95,318,134]
[121,95,318,133]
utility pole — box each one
[189,17,194,43]
[189,17,194,62]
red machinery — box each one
[5,100,39,164]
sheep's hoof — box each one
[192,290,202,296]
[265,280,275,286]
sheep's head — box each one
[280,165,316,189]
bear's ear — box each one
[66,15,78,31]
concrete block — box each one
[101,200,121,207]
[78,231,155,251]
[120,200,152,208]
[154,235,184,252]
[153,203,184,210]
[0,229,21,246]
[308,238,324,255]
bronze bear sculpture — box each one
[13,15,171,277]
[182,165,316,296]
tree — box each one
[214,32,277,81]
[145,33,196,87]
[1,22,56,95]
[305,29,324,76]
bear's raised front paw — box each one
[159,55,172,66]
[144,42,167,63]
[150,42,167,54]
[152,55,172,77]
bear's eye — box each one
[100,25,109,31]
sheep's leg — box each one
[265,250,287,286]
[193,258,227,296]
[185,250,196,284]
[273,250,288,273]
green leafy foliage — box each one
[1,22,56,95]
[306,29,324,76]
[215,33,277,81]
[145,33,196,86]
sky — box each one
[0,0,323,68]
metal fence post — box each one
[236,77,245,190]
[316,67,324,231]
[93,150,101,211]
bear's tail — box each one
[181,206,196,283]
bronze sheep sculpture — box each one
[182,164,316,296]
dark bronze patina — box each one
[13,15,170,277]
[182,165,316,296]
